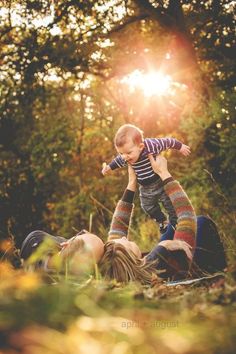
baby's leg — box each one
[158,188,178,227]
[139,183,167,229]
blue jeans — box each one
[158,215,227,274]
[139,180,177,227]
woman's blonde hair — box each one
[99,241,158,284]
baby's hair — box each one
[114,124,144,148]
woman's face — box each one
[112,237,142,258]
[78,232,104,262]
[59,232,104,275]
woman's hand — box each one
[158,240,193,261]
[127,164,137,191]
[148,155,172,181]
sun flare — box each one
[121,70,172,97]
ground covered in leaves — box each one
[0,261,236,354]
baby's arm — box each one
[146,138,191,156]
[101,155,127,175]
[102,162,111,175]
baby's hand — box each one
[180,144,191,156]
[102,162,111,175]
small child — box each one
[102,124,190,233]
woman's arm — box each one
[149,155,196,249]
[164,180,196,248]
[145,156,196,277]
[108,165,137,241]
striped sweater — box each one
[108,200,133,241]
[109,138,182,186]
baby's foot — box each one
[159,220,169,234]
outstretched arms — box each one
[145,138,191,156]
[102,155,127,175]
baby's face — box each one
[117,139,144,164]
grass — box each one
[0,259,236,354]
[1,208,236,354]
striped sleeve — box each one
[108,200,134,241]
[146,138,182,154]
[164,180,196,250]
[109,155,127,170]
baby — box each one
[102,124,190,233]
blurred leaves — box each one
[0,267,236,353]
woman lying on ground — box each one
[20,156,226,281]
[20,228,104,275]
[20,157,193,278]
[99,155,227,284]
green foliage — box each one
[1,2,235,351]
[0,0,235,265]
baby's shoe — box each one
[159,220,169,234]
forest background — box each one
[0,0,235,253]
[0,1,236,352]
